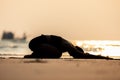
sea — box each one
[0,40,120,59]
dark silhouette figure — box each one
[24,34,112,59]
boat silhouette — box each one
[1,31,27,42]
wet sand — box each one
[0,59,120,80]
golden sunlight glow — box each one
[75,40,120,57]
[0,0,120,40]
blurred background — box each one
[0,0,120,59]
[0,0,120,40]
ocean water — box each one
[0,40,31,58]
[0,40,120,59]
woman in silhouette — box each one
[24,34,112,59]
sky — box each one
[0,0,120,40]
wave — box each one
[0,40,120,59]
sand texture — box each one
[0,59,120,80]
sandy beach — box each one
[0,59,120,80]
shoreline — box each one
[0,56,120,60]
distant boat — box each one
[1,31,27,42]
[2,31,14,40]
